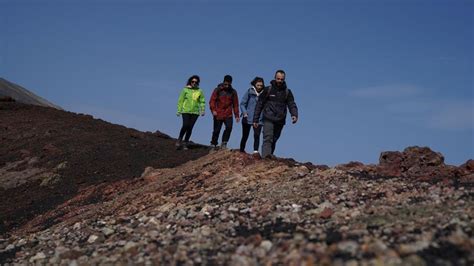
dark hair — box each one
[274,69,286,77]
[251,76,265,87]
[223,75,233,83]
[187,75,200,86]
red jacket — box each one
[209,84,240,120]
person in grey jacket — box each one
[239,77,265,153]
[253,70,298,158]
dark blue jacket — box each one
[253,80,298,125]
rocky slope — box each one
[1,145,472,265]
[0,102,209,235]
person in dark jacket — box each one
[253,70,298,158]
[239,77,265,154]
[209,75,240,149]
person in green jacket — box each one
[176,75,206,150]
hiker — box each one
[176,75,206,150]
[209,75,240,149]
[239,76,265,154]
[253,70,298,158]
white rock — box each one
[17,239,27,246]
[200,226,211,237]
[260,240,273,252]
[337,241,359,255]
[148,230,159,238]
[73,222,81,230]
[87,235,99,243]
[124,241,138,251]
[102,228,114,236]
[291,204,302,212]
[228,206,239,212]
[29,252,46,262]
[239,208,251,214]
[350,210,361,218]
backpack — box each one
[265,85,289,102]
[214,86,236,107]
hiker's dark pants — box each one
[211,117,233,145]
[262,120,284,158]
[240,118,262,152]
[178,114,199,142]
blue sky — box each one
[1,0,473,166]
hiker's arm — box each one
[253,88,267,124]
[233,90,240,119]
[177,89,185,115]
[209,89,217,115]
[287,90,298,123]
[240,91,249,117]
[199,90,206,115]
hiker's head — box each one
[187,75,200,87]
[223,75,232,88]
[251,76,265,92]
[274,70,286,87]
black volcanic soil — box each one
[0,102,209,235]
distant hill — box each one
[0,78,62,109]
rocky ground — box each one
[0,102,209,235]
[1,144,473,265]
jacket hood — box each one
[186,85,200,90]
[270,80,287,90]
[217,83,234,91]
[250,86,263,96]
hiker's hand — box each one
[253,123,259,129]
[212,111,217,116]
[292,116,298,124]
[236,117,240,123]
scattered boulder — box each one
[376,146,464,182]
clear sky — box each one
[1,0,473,166]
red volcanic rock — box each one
[320,208,334,219]
[401,146,444,169]
[335,161,365,170]
[458,160,474,186]
[376,146,460,181]
[460,159,474,174]
[379,151,403,176]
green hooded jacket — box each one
[177,86,206,115]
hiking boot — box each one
[264,154,276,160]
[175,140,182,150]
[220,142,228,149]
[252,151,261,159]
[182,142,189,150]
[210,144,219,150]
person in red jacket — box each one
[209,75,240,149]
